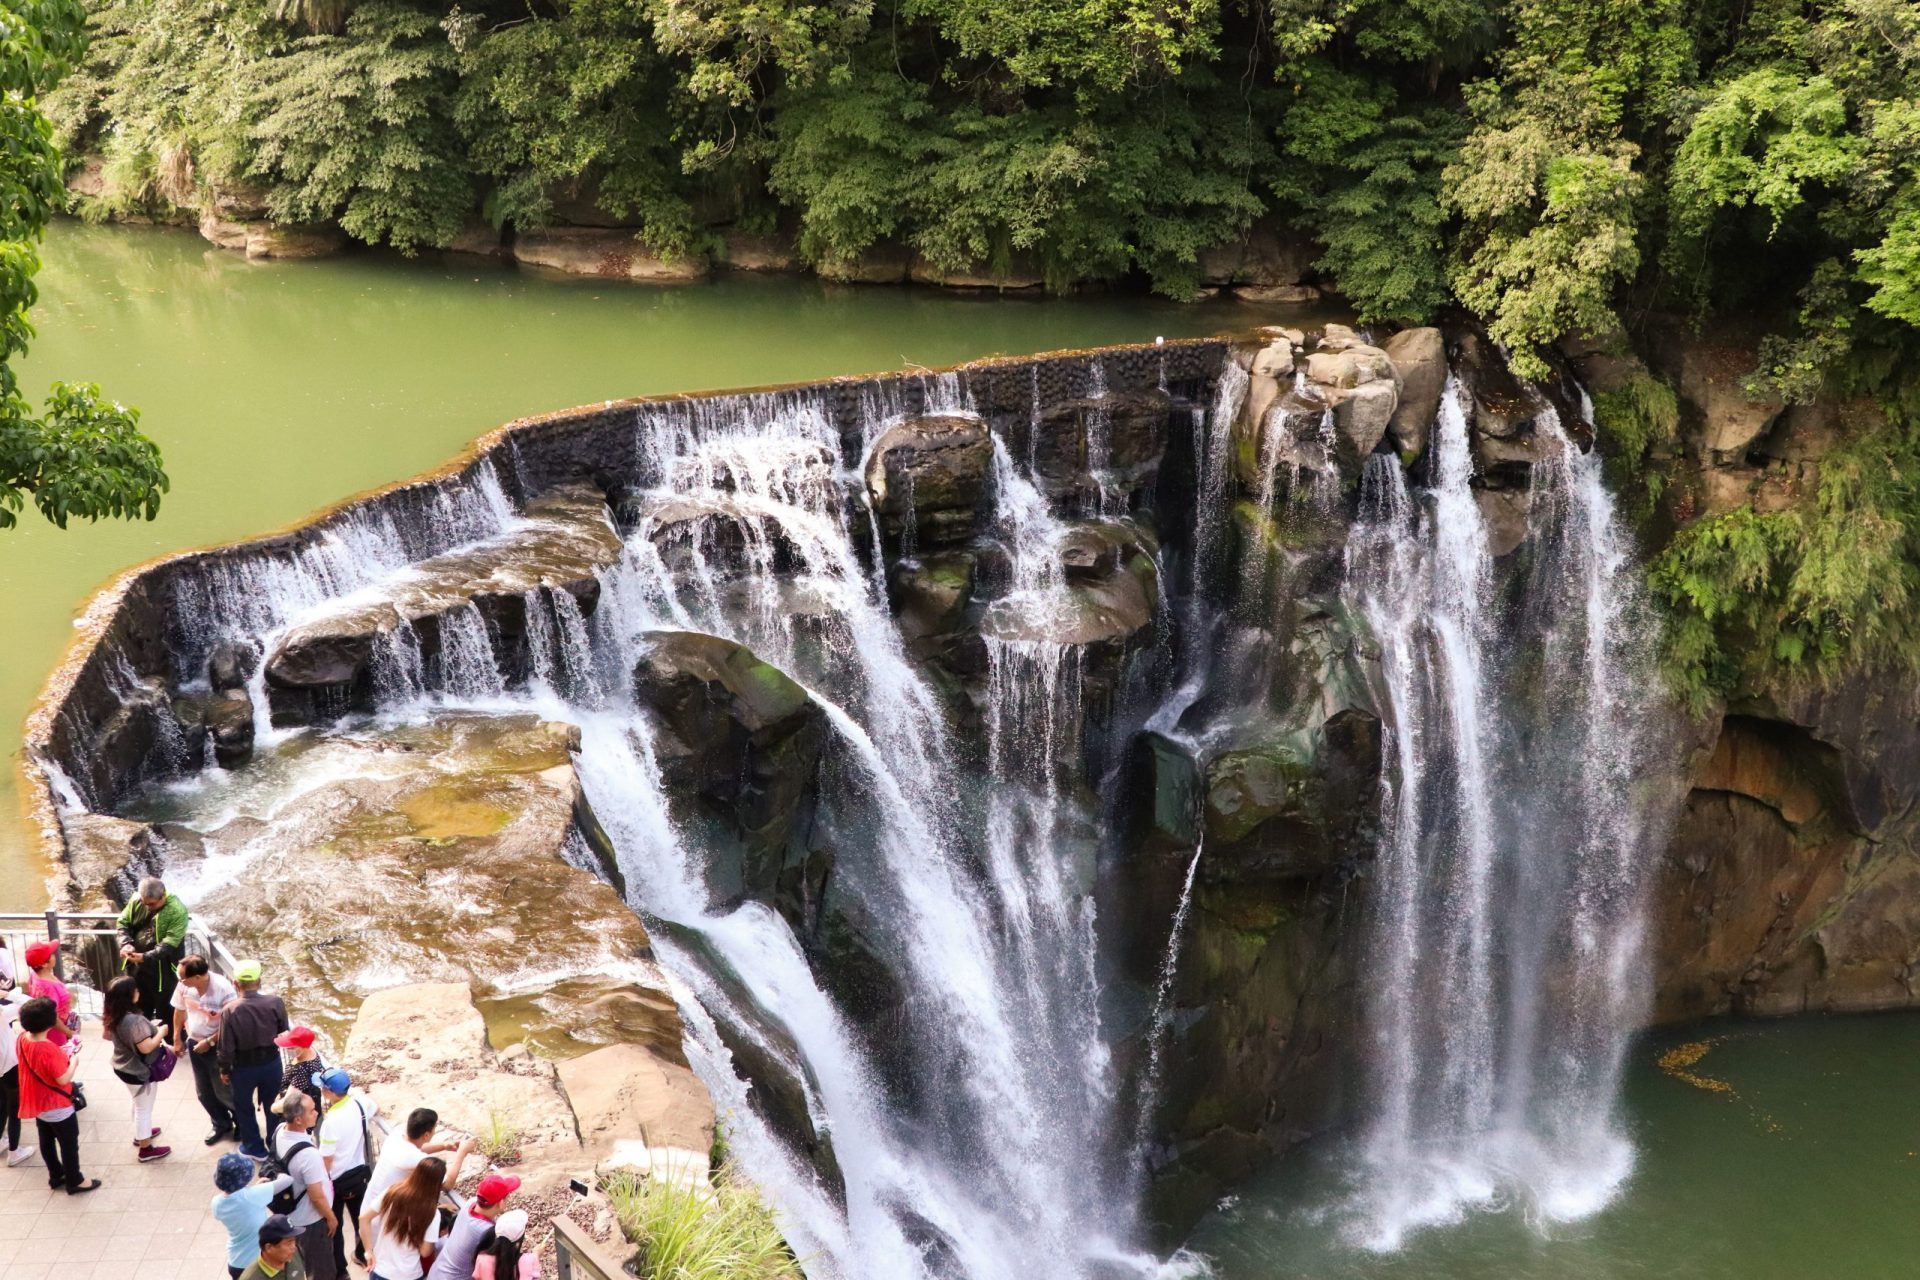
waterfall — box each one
[1341,379,1661,1247]
[1133,838,1204,1165]
[437,602,506,701]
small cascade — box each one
[371,620,428,706]
[437,602,506,701]
[1133,838,1204,1165]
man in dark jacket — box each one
[219,959,290,1158]
[117,876,189,1020]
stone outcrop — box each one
[1382,326,1445,457]
[864,414,993,546]
[631,632,825,903]
[555,1043,715,1183]
[908,254,1044,291]
[265,482,621,724]
[1029,388,1173,505]
[1197,225,1313,292]
[157,713,685,1057]
[511,228,710,282]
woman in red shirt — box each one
[15,996,99,1194]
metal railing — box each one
[551,1215,635,1280]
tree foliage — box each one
[0,0,165,530]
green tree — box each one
[0,0,165,530]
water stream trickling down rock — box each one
[26,333,1693,1278]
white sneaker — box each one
[5,1145,35,1166]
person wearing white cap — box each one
[472,1208,539,1280]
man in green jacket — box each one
[117,876,189,1021]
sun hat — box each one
[315,1068,350,1096]
[273,1026,315,1049]
[493,1209,529,1242]
[233,959,263,982]
[474,1173,521,1206]
[215,1153,257,1194]
[23,941,57,969]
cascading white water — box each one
[1341,378,1661,1248]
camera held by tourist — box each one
[273,1087,342,1280]
[220,958,291,1158]
[362,1154,449,1280]
[317,1066,380,1272]
[173,951,239,1144]
[427,1172,520,1280]
[242,1213,310,1280]
[104,973,173,1163]
[13,995,96,1194]
[116,875,190,1020]
[216,1149,298,1279]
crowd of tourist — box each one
[2,878,543,1280]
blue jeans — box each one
[229,1059,282,1156]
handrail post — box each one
[44,908,61,981]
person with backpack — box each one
[271,1088,340,1280]
[103,974,172,1163]
[219,959,291,1158]
[14,995,97,1195]
[214,1150,297,1279]
[362,1156,448,1280]
[472,1209,540,1280]
[316,1067,380,1272]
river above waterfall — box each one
[1186,1012,1920,1278]
[2,223,1259,906]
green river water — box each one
[0,221,1249,907]
[7,223,1918,1280]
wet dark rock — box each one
[864,415,993,546]
[208,638,260,691]
[1031,388,1172,504]
[631,632,825,903]
[204,688,256,768]
[889,553,975,640]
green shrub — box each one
[604,1166,799,1280]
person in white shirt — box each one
[363,1107,475,1230]
[315,1068,379,1272]
[169,954,238,1144]
[362,1155,448,1280]
[272,1088,338,1280]
[0,987,36,1167]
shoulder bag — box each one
[20,1046,87,1112]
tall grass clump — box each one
[604,1167,800,1280]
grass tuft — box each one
[605,1165,800,1280]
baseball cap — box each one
[258,1214,299,1245]
[233,959,263,982]
[494,1209,529,1241]
[23,941,57,969]
[474,1173,521,1206]
[273,1026,315,1049]
[315,1068,350,1096]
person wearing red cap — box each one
[426,1173,520,1280]
[21,941,73,1049]
[277,1026,326,1113]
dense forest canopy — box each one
[39,0,1920,693]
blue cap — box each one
[214,1152,256,1193]
[315,1067,351,1096]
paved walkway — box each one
[1,1019,377,1280]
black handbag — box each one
[21,1051,86,1112]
